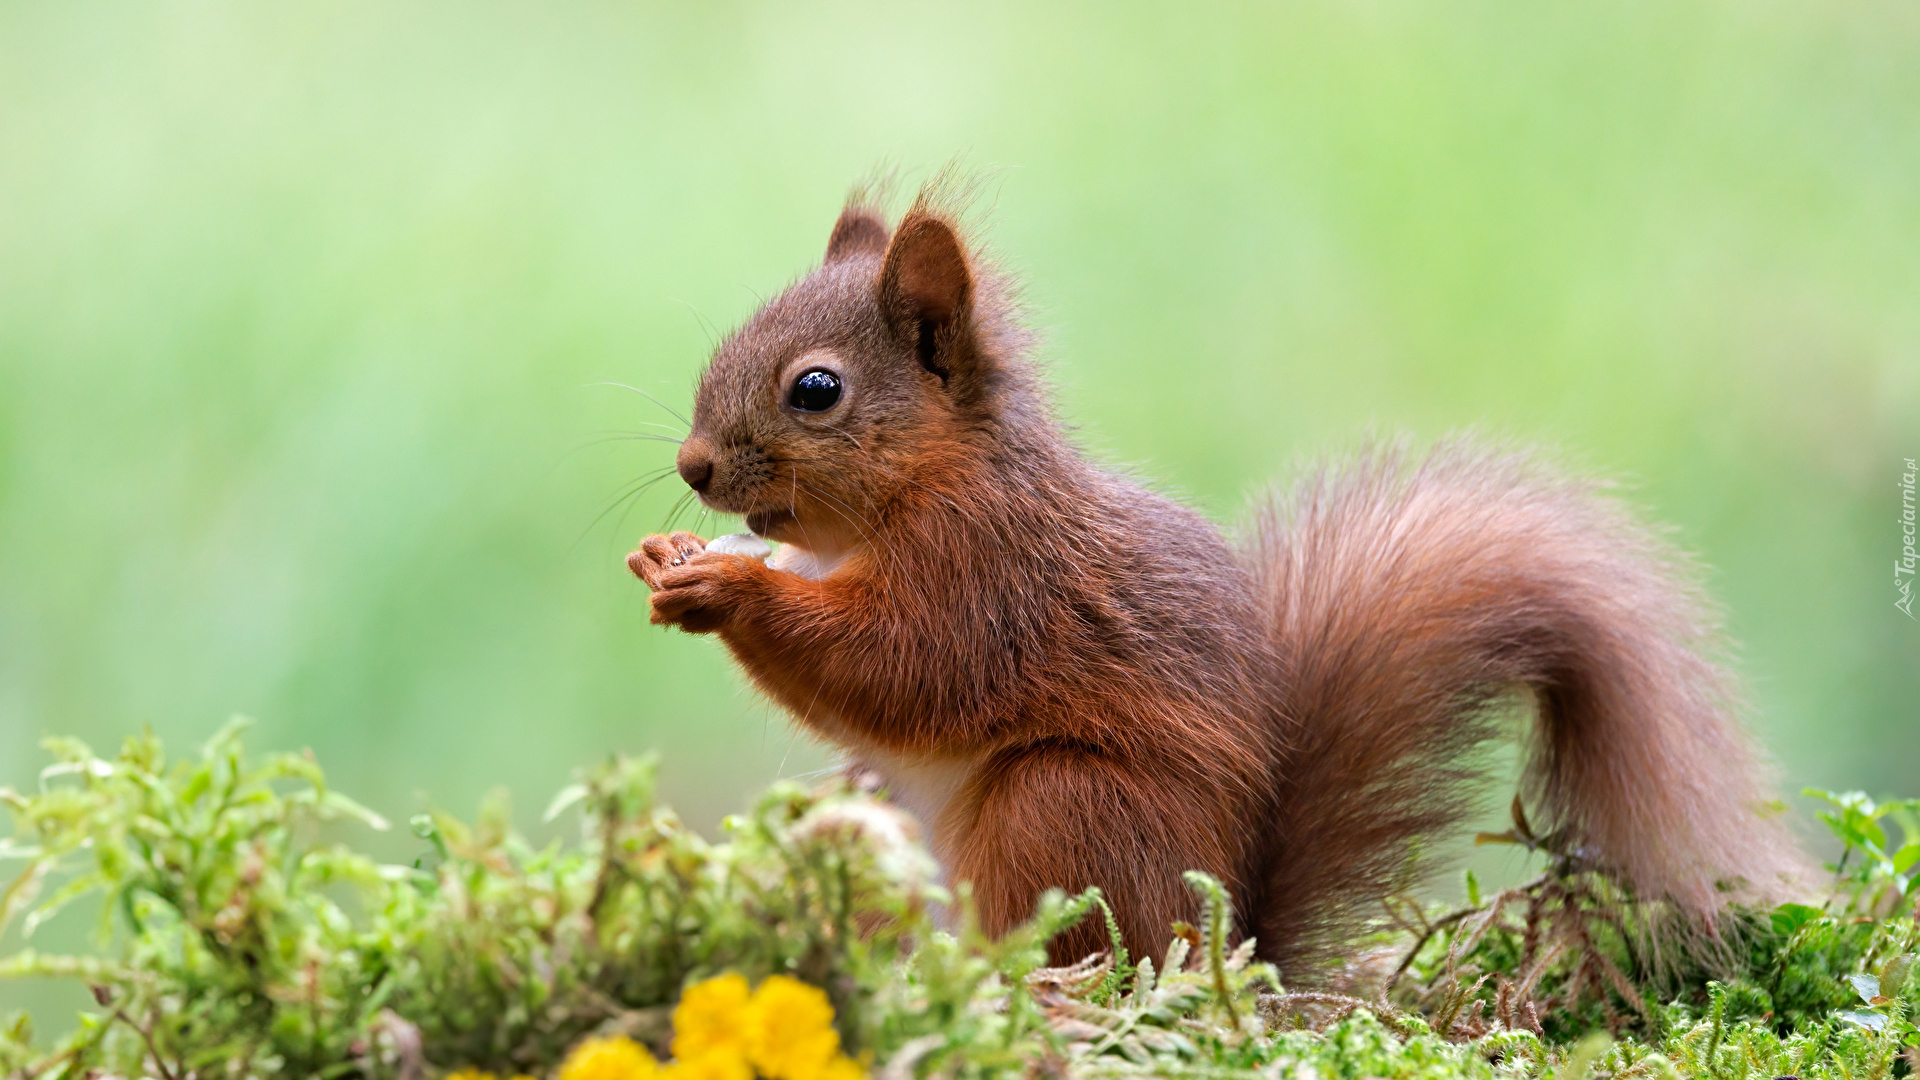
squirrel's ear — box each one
[825,207,889,263]
[879,211,973,380]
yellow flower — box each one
[446,1071,495,1080]
[660,1048,754,1080]
[649,971,864,1080]
[815,1055,866,1080]
[671,972,754,1061]
[743,975,842,1080]
[771,1052,867,1080]
[559,1034,659,1080]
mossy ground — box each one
[1,724,1915,1080]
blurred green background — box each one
[1,0,1916,930]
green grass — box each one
[2,727,1915,1079]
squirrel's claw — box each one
[630,530,758,634]
[627,532,710,587]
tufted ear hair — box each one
[825,206,890,263]
[879,210,974,381]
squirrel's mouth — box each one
[745,507,795,538]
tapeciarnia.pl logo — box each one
[1899,457,1917,619]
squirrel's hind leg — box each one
[947,743,1241,965]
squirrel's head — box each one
[675,196,1027,556]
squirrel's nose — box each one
[677,447,714,494]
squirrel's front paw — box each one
[626,532,708,588]
[626,532,760,634]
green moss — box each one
[0,726,1915,1080]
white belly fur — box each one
[845,742,979,863]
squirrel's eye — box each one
[788,369,842,412]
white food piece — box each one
[704,532,774,561]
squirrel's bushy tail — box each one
[1241,439,1809,975]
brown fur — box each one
[626,185,1810,978]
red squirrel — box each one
[625,185,1809,976]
